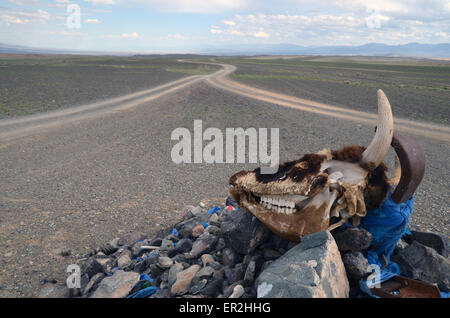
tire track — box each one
[199,61,450,143]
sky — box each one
[0,0,449,53]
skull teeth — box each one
[259,195,298,214]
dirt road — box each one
[2,61,448,143]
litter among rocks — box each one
[38,195,449,298]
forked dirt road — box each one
[0,60,448,297]
[1,61,449,143]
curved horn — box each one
[362,89,394,168]
[390,132,425,204]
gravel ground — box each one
[0,81,448,297]
[0,56,218,119]
[219,57,450,126]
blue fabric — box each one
[139,274,153,283]
[126,274,157,298]
[359,190,414,261]
[357,190,415,297]
[127,286,159,298]
[441,292,450,298]
[208,206,221,214]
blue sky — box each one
[0,0,449,53]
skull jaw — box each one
[230,186,334,242]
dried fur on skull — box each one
[229,90,394,242]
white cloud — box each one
[129,0,252,13]
[85,18,100,23]
[0,7,51,25]
[210,9,450,45]
[230,30,244,36]
[84,0,115,5]
[223,20,236,26]
[253,30,269,38]
[210,27,223,34]
[8,0,40,6]
[122,32,139,38]
[167,34,185,39]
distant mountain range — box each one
[201,42,450,58]
[0,42,449,58]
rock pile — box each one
[39,197,449,298]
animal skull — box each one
[229,89,394,242]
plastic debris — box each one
[202,221,209,229]
[172,228,179,236]
[127,286,159,298]
[208,206,221,214]
[227,206,234,211]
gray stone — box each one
[223,280,244,297]
[83,272,105,295]
[159,239,174,252]
[180,205,196,220]
[101,238,120,255]
[225,263,245,284]
[161,270,169,282]
[117,250,132,269]
[243,261,256,286]
[331,227,373,252]
[171,265,201,296]
[119,231,146,246]
[158,256,173,269]
[167,238,193,257]
[150,264,162,277]
[206,225,221,237]
[209,213,220,225]
[215,238,226,251]
[91,270,140,298]
[341,252,371,280]
[134,255,157,273]
[256,231,349,298]
[172,254,188,264]
[391,240,450,292]
[190,279,208,295]
[263,248,282,261]
[175,208,210,238]
[194,266,215,283]
[222,248,238,268]
[131,241,148,258]
[166,234,179,243]
[221,208,270,255]
[168,263,184,287]
[60,249,71,257]
[229,284,245,298]
[83,257,104,278]
[261,260,273,272]
[176,217,203,238]
[188,232,218,258]
[199,270,223,297]
[407,230,449,257]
